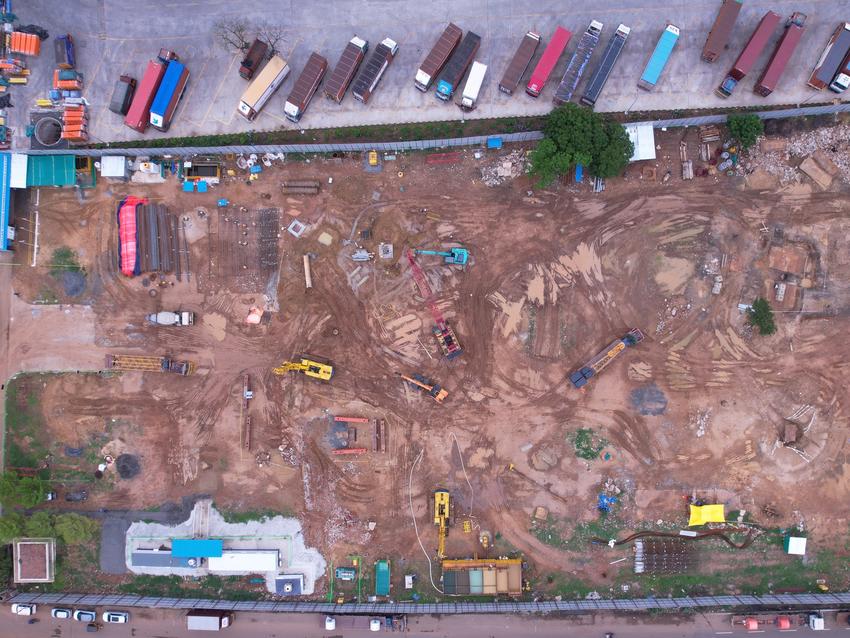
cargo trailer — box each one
[526,26,572,97]
[460,60,487,110]
[124,54,170,133]
[829,49,850,92]
[324,36,368,103]
[808,22,850,90]
[715,11,780,97]
[415,23,462,91]
[186,610,232,631]
[239,39,268,80]
[701,0,743,62]
[580,24,630,107]
[352,37,398,103]
[754,12,806,96]
[553,20,603,105]
[54,33,75,69]
[436,31,481,101]
[237,55,289,121]
[499,31,540,95]
[150,59,189,131]
[284,52,328,122]
[638,24,680,91]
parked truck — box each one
[526,26,572,97]
[754,12,806,96]
[499,31,541,95]
[237,55,289,121]
[701,0,744,62]
[149,58,189,131]
[436,31,481,101]
[146,310,194,326]
[415,23,462,91]
[239,38,268,80]
[124,50,175,133]
[808,22,850,90]
[569,329,644,389]
[352,37,398,103]
[324,36,368,103]
[186,610,233,631]
[460,60,487,110]
[580,24,630,107]
[829,49,850,91]
[638,24,680,90]
[553,20,604,105]
[715,11,780,97]
[284,52,328,122]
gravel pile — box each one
[745,124,850,185]
[480,150,528,186]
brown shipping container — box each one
[754,13,806,96]
[324,36,368,103]
[702,0,743,62]
[730,11,781,80]
[499,31,541,94]
[284,52,328,122]
[240,39,268,79]
[415,23,462,91]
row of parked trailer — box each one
[115,6,850,134]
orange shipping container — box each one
[11,32,40,56]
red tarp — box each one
[117,196,147,276]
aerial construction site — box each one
[6,116,850,605]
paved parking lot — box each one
[17,0,850,147]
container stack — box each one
[0,57,27,84]
[61,103,88,143]
[9,32,41,56]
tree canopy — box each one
[747,297,777,335]
[0,472,47,507]
[530,104,634,187]
[24,511,55,538]
[54,513,99,545]
[0,513,23,544]
[727,113,764,150]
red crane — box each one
[406,249,463,359]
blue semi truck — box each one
[436,31,481,101]
[150,59,189,131]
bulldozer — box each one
[434,489,451,559]
[273,356,333,381]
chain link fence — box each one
[9,591,850,614]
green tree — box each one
[747,297,776,335]
[530,104,633,187]
[0,513,24,544]
[24,511,55,538]
[0,472,47,507]
[727,113,764,150]
[54,513,99,545]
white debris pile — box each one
[688,408,712,438]
[745,124,850,184]
[480,150,528,186]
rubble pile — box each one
[480,150,528,186]
[745,124,850,185]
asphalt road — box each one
[3,609,850,638]
[15,0,850,147]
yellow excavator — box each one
[272,357,334,381]
[400,373,448,403]
[434,489,451,559]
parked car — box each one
[11,603,36,615]
[108,75,136,115]
[65,490,88,502]
[73,609,97,623]
[102,611,129,623]
[51,608,72,619]
[45,491,56,501]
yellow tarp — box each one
[688,504,725,526]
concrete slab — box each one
[13,0,850,148]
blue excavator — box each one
[413,247,469,266]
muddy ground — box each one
[8,122,850,598]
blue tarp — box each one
[171,539,223,558]
[0,154,9,250]
[151,60,187,118]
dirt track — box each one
[8,126,850,595]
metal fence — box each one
[9,591,850,614]
[16,101,850,159]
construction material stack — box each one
[61,103,88,143]
[569,328,644,389]
[406,249,463,359]
[553,20,604,105]
[9,32,41,57]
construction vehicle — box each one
[272,357,334,381]
[434,489,451,559]
[368,150,379,166]
[105,354,194,375]
[145,310,194,326]
[569,328,644,389]
[414,247,468,266]
[400,373,449,403]
[406,249,463,359]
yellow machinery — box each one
[434,489,451,559]
[400,373,448,403]
[273,357,333,381]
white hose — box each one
[409,448,443,593]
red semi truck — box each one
[754,13,806,96]
[715,11,780,98]
[526,26,571,97]
[124,49,176,133]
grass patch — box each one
[49,246,83,276]
[568,428,608,461]
[218,508,290,524]
[544,572,599,599]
